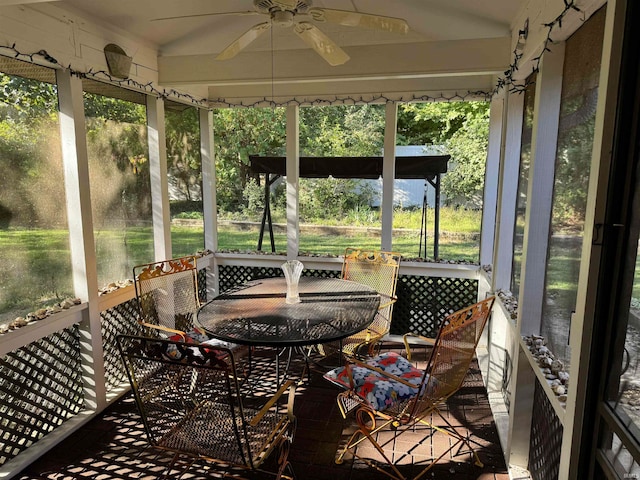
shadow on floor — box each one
[18,346,509,480]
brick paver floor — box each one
[18,345,509,480]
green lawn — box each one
[214,225,479,261]
[6,224,640,335]
[0,225,479,323]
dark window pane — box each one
[541,7,606,370]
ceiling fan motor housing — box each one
[254,0,311,15]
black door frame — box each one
[580,0,640,477]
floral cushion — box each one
[324,352,429,411]
[164,328,236,361]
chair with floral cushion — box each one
[320,248,401,359]
[133,256,240,359]
[323,296,495,480]
[117,334,296,479]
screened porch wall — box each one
[0,0,620,479]
[0,254,484,478]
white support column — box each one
[381,102,397,251]
[493,91,524,292]
[483,91,511,407]
[147,96,171,261]
[480,94,505,268]
[56,69,105,411]
[201,109,217,253]
[201,109,219,296]
[518,44,565,335]
[286,105,300,259]
[507,44,565,469]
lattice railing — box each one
[529,379,563,480]
[101,298,143,392]
[0,257,482,472]
[391,274,479,337]
[197,266,209,303]
[0,326,83,466]
[218,265,478,338]
[218,265,340,293]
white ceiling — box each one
[47,0,528,102]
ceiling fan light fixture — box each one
[272,10,294,27]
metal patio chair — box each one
[323,296,495,480]
[117,334,296,479]
[321,248,401,358]
[133,256,241,358]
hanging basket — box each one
[104,43,132,79]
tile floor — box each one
[17,345,510,480]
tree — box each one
[397,102,485,145]
[165,106,202,201]
[213,107,286,213]
[398,101,490,205]
[0,75,58,122]
[440,106,490,205]
[300,104,384,156]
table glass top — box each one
[196,277,380,346]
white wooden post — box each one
[480,94,504,268]
[507,44,565,468]
[286,105,300,259]
[147,96,171,261]
[56,69,105,411]
[382,102,397,251]
[201,108,219,295]
[517,44,565,335]
[492,91,524,292]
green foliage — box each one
[84,105,151,226]
[165,106,202,201]
[397,102,485,145]
[297,105,383,222]
[213,107,286,212]
[0,75,58,123]
[171,200,203,216]
[242,178,265,216]
[392,206,480,232]
[300,104,384,156]
[299,178,374,221]
[398,102,490,206]
[342,205,379,226]
[83,93,146,124]
[174,211,203,220]
[213,105,385,218]
[550,95,596,231]
[441,108,490,204]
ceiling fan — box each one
[153,0,410,66]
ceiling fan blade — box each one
[308,8,409,34]
[152,10,259,22]
[216,22,272,61]
[293,22,349,66]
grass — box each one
[7,218,622,327]
[0,224,479,322]
[214,225,479,260]
[223,206,482,234]
[391,207,481,232]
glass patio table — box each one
[195,276,381,348]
